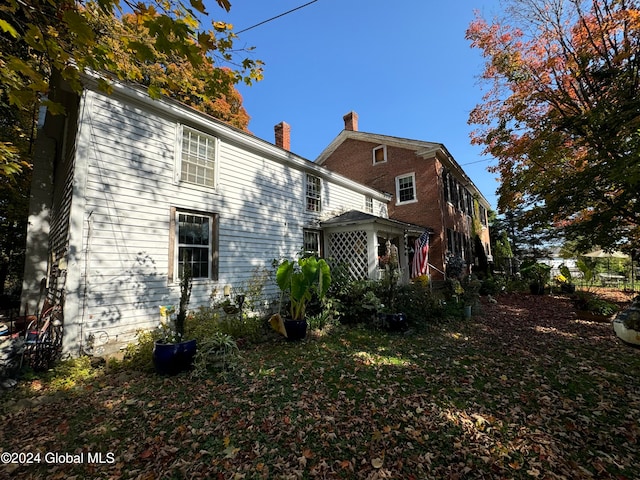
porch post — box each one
[368,228,379,281]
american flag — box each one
[412,231,429,278]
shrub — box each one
[186,306,263,343]
[573,291,619,316]
[334,280,382,325]
[479,277,501,296]
[307,296,341,332]
[394,282,446,330]
[446,254,466,279]
[120,329,158,372]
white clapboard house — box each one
[22,72,427,355]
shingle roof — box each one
[321,210,432,234]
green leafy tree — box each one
[0,170,30,296]
[0,0,262,295]
[467,0,640,253]
[0,0,263,176]
[0,85,32,296]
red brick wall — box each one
[322,139,492,280]
[323,140,452,279]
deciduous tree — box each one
[0,0,262,176]
[467,0,640,252]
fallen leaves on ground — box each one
[1,292,639,479]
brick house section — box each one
[316,113,492,281]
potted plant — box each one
[520,261,551,295]
[462,276,482,319]
[274,256,331,340]
[613,295,640,346]
[152,263,197,374]
[555,264,576,293]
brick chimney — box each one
[343,111,358,131]
[274,121,291,150]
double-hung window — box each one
[303,229,322,256]
[365,196,373,213]
[169,208,219,282]
[179,126,217,188]
[306,174,321,212]
[395,173,416,204]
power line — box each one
[236,0,319,34]
[459,158,495,167]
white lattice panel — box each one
[328,230,368,280]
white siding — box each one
[64,88,386,352]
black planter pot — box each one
[561,284,576,294]
[529,283,545,295]
[377,313,408,332]
[284,319,307,341]
[153,339,197,375]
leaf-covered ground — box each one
[1,292,639,479]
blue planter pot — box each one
[153,339,197,375]
[284,320,307,341]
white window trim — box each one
[365,196,374,213]
[305,173,322,213]
[175,124,220,189]
[372,145,387,165]
[303,229,322,256]
[395,172,417,205]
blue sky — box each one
[213,1,502,209]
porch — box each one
[321,211,431,284]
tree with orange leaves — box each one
[467,0,640,252]
[96,10,252,130]
[0,0,262,176]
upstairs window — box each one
[373,145,387,164]
[478,204,488,226]
[443,170,451,203]
[396,173,416,204]
[365,196,373,213]
[179,126,217,188]
[306,174,321,212]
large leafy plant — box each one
[276,257,331,321]
[520,261,551,286]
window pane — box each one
[177,212,211,279]
[178,247,209,278]
[306,174,321,212]
[398,176,415,202]
[365,197,373,213]
[181,128,215,187]
[304,230,320,255]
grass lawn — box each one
[1,292,639,479]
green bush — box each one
[120,329,158,372]
[332,279,382,325]
[307,297,341,332]
[186,306,263,343]
[394,282,446,330]
[479,277,501,296]
[573,291,619,316]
